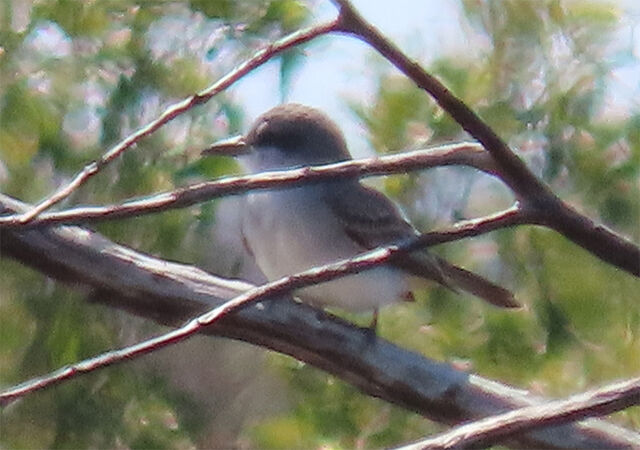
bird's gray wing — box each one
[324,181,518,308]
[323,181,417,249]
[323,182,450,286]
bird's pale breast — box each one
[242,186,411,312]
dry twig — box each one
[0,19,339,226]
[398,377,640,449]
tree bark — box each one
[1,193,637,449]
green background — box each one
[0,0,639,448]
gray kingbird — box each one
[208,104,518,323]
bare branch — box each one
[399,376,640,450]
[411,205,532,250]
[3,137,635,278]
[330,0,640,277]
[331,0,551,202]
[0,143,497,228]
[1,202,520,404]
[1,244,401,405]
[0,3,636,448]
[0,19,338,227]
[539,206,640,278]
[0,193,637,449]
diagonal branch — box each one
[331,0,552,202]
[0,19,339,227]
[0,193,638,449]
[0,241,404,406]
[0,143,496,228]
[330,0,639,277]
[0,199,524,403]
[399,376,640,450]
[411,205,532,249]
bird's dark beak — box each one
[201,135,250,157]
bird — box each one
[210,104,518,326]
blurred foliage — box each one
[0,0,313,448]
[248,356,439,449]
[0,0,639,449]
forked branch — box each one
[331,0,639,276]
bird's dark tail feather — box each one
[436,258,519,308]
[397,254,519,308]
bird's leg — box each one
[368,308,379,331]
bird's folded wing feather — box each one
[323,182,417,248]
[324,182,519,308]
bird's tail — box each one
[435,258,519,308]
[398,254,519,308]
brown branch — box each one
[0,143,497,228]
[0,243,402,405]
[539,206,640,278]
[0,19,339,227]
[0,193,637,449]
[400,377,640,450]
[0,201,524,404]
[330,0,640,277]
[411,205,533,250]
[331,0,551,202]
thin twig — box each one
[330,0,640,277]
[0,203,524,405]
[398,377,640,450]
[0,245,403,405]
[0,143,496,228]
[331,0,551,202]
[411,205,533,250]
[0,19,339,227]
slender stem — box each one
[0,19,339,226]
[400,377,640,449]
[1,144,495,228]
[0,244,401,405]
[0,203,525,405]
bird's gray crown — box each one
[246,104,352,165]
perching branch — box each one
[0,18,339,227]
[0,196,523,404]
[0,237,406,405]
[331,0,640,277]
[399,376,640,450]
[0,1,637,447]
[1,193,637,449]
